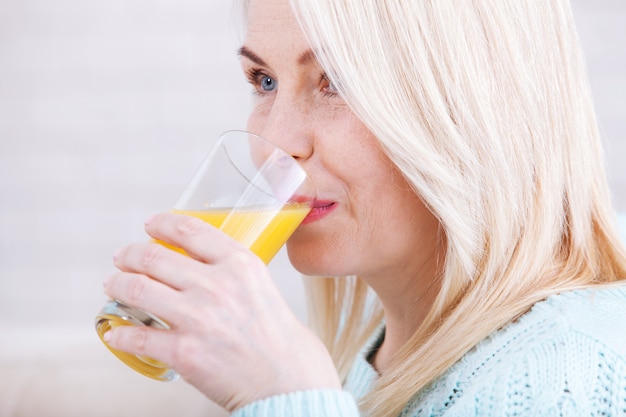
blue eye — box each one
[260,75,276,92]
[245,68,277,95]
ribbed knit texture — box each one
[231,389,359,416]
[232,286,626,416]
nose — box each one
[252,94,315,162]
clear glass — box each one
[95,130,316,381]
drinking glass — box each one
[95,130,316,381]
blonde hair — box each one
[240,1,626,416]
[290,1,626,416]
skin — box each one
[103,0,443,411]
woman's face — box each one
[241,0,441,283]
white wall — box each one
[572,0,626,209]
[0,0,624,414]
[0,1,258,329]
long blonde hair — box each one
[288,1,626,416]
[239,1,626,416]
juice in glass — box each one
[169,203,311,263]
[95,202,310,380]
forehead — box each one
[245,0,305,43]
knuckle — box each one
[140,244,164,269]
[175,215,203,238]
[171,336,199,375]
[226,250,254,267]
[226,250,265,278]
[130,327,148,354]
[126,276,147,305]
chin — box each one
[285,243,349,278]
[285,224,351,276]
[284,243,325,276]
[285,249,323,276]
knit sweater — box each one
[232,286,626,416]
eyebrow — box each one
[238,46,267,66]
[296,49,316,66]
[238,46,318,68]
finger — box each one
[103,323,216,381]
[143,212,247,264]
[103,271,187,324]
[103,323,178,369]
[113,241,215,291]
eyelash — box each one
[244,67,339,99]
[245,68,273,96]
[321,74,339,98]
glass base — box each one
[95,300,178,382]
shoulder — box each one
[403,285,626,417]
[468,285,626,415]
[537,285,626,356]
[474,285,626,387]
[469,285,626,376]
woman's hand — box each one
[102,212,341,411]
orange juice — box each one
[96,312,172,380]
[168,203,311,264]
[96,203,310,381]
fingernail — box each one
[102,274,112,288]
[144,214,157,225]
[102,331,112,342]
[112,248,121,262]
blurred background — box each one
[0,0,624,416]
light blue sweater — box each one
[233,286,626,416]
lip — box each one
[301,199,337,224]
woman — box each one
[103,0,626,416]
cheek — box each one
[315,117,374,172]
[246,108,267,133]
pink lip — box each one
[301,199,336,224]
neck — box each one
[363,255,442,374]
